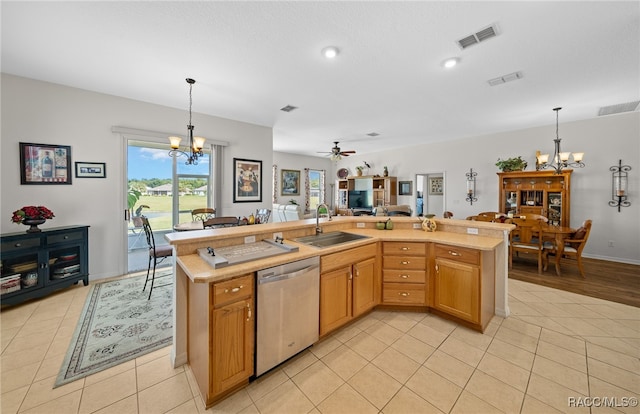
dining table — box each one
[539,223,576,276]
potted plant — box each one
[355,166,363,176]
[495,156,528,172]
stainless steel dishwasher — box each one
[256,256,320,376]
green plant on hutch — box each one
[495,156,528,172]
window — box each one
[306,169,325,211]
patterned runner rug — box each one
[55,271,173,387]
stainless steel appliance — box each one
[256,256,320,376]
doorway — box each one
[415,172,445,217]
[126,140,211,273]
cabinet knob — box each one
[64,235,69,239]
[448,250,461,257]
[401,261,410,265]
[15,243,22,247]
[400,274,409,279]
[401,247,409,251]
[225,285,243,293]
[399,292,410,297]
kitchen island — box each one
[165,216,513,407]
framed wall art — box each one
[398,181,413,196]
[233,158,262,202]
[20,142,72,185]
[428,177,443,195]
[75,162,106,178]
[281,169,300,196]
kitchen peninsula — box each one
[165,216,513,407]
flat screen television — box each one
[348,190,372,210]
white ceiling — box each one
[2,1,639,158]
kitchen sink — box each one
[294,231,371,248]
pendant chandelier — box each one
[168,78,205,165]
[536,107,584,174]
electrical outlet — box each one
[356,222,365,228]
[244,235,256,244]
[608,240,614,247]
[273,232,283,240]
[413,223,421,229]
[467,227,479,235]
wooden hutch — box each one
[497,170,572,226]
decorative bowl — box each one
[59,253,78,261]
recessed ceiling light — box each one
[442,57,460,69]
[321,46,340,59]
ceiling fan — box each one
[318,141,356,159]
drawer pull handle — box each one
[401,261,410,265]
[399,292,410,297]
[15,243,22,247]
[400,274,409,279]
[448,250,461,256]
[247,303,252,321]
[401,247,409,251]
[225,285,244,293]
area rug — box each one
[54,271,173,387]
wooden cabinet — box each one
[1,226,89,305]
[320,243,377,336]
[188,274,254,408]
[498,170,572,226]
[382,241,427,306]
[335,176,397,215]
[432,244,494,332]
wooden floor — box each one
[509,255,640,308]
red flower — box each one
[11,206,55,224]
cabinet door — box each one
[212,297,254,395]
[320,266,352,336]
[352,257,376,318]
[434,258,479,324]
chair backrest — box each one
[468,214,494,222]
[283,204,303,221]
[140,216,156,249]
[521,213,549,223]
[568,219,592,251]
[255,208,271,224]
[443,211,453,219]
[191,208,216,221]
[204,216,239,228]
[511,218,543,246]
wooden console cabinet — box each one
[498,170,572,226]
[188,274,254,408]
[1,225,89,306]
[319,243,378,336]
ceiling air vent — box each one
[488,71,523,86]
[280,105,298,112]
[457,24,499,49]
[598,101,640,116]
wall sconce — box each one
[465,168,477,205]
[609,159,631,212]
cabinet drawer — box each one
[383,242,426,255]
[48,231,84,245]
[321,243,376,272]
[213,274,254,307]
[1,238,41,253]
[382,269,426,283]
[434,244,480,266]
[383,255,426,270]
[382,283,426,305]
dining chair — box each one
[443,211,454,219]
[191,208,216,221]
[140,216,173,300]
[467,214,494,222]
[255,208,271,224]
[509,218,548,273]
[543,219,592,277]
[203,216,239,228]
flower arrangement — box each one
[11,206,55,224]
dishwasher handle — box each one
[258,264,319,284]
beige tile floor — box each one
[2,277,639,414]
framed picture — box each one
[233,158,262,202]
[281,169,300,196]
[75,162,106,178]
[20,142,72,184]
[428,177,443,195]
[398,181,413,196]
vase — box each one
[23,218,46,233]
[421,214,437,232]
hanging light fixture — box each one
[536,107,584,174]
[168,78,205,165]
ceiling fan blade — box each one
[340,150,356,154]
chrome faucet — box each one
[316,203,331,234]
